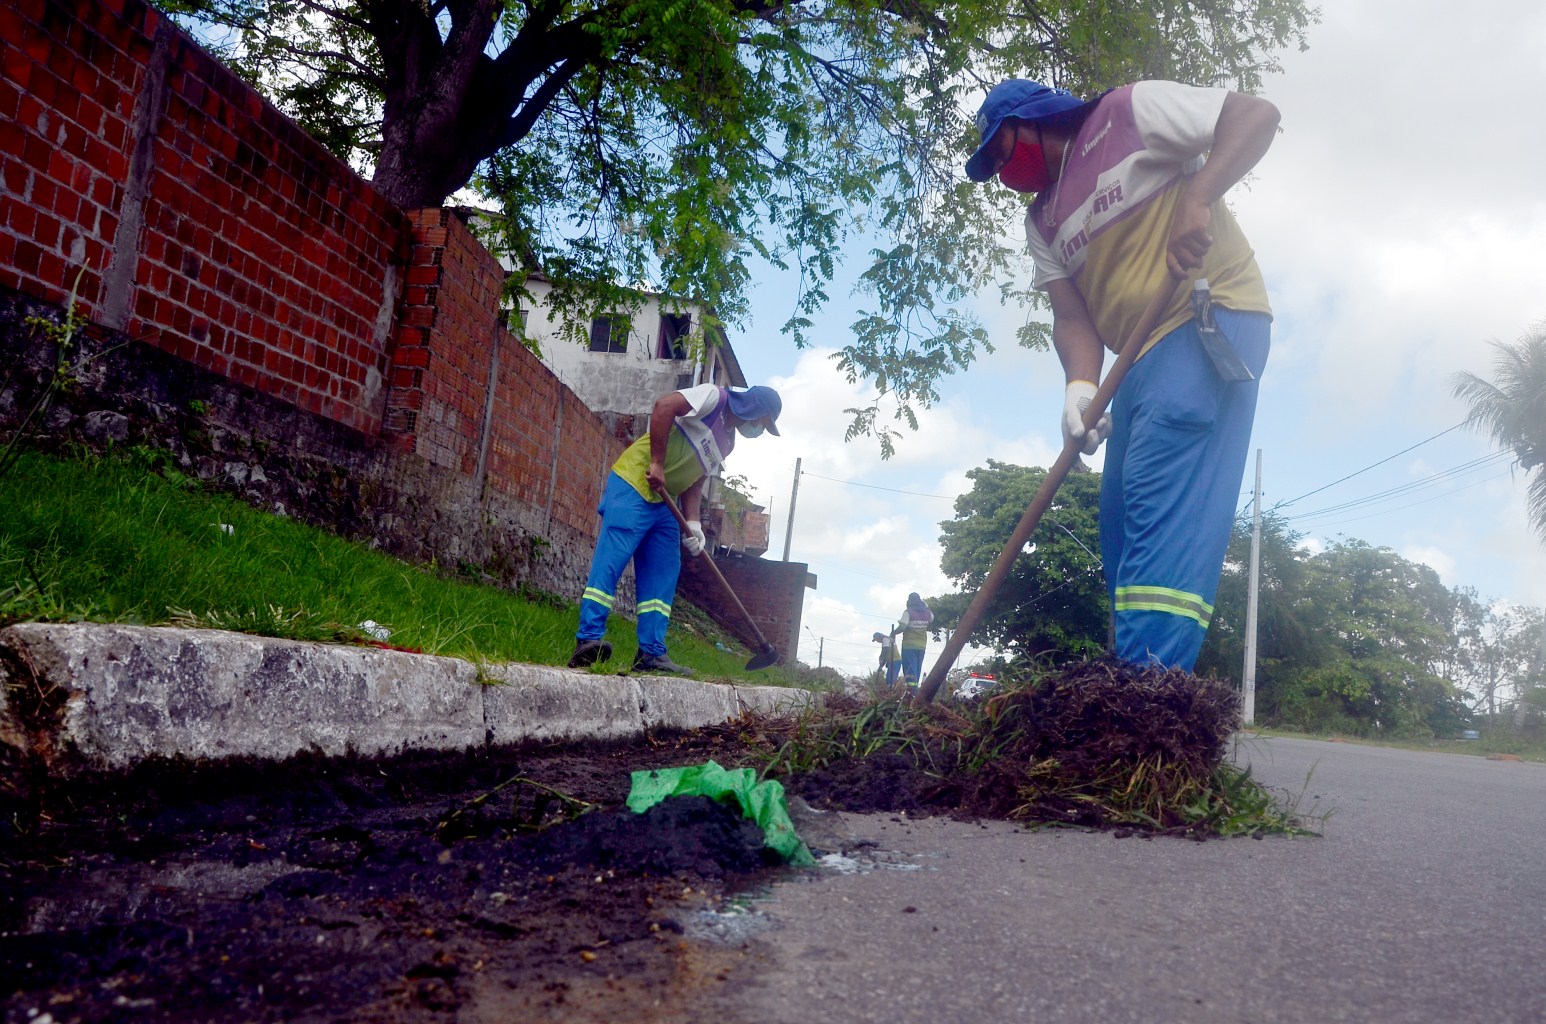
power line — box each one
[802,470,956,500]
[1283,451,1514,523]
[1275,420,1467,509]
[806,557,911,585]
[1285,466,1517,530]
[800,635,877,649]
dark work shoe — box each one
[568,639,613,668]
[631,651,696,677]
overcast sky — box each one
[724,0,1546,678]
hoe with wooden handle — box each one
[656,488,783,671]
[913,273,1185,706]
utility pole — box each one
[782,457,802,562]
[1242,448,1262,725]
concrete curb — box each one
[0,623,820,777]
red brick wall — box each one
[0,0,808,656]
[0,0,127,310]
[386,209,498,470]
[487,332,618,539]
[0,0,405,434]
[389,210,620,536]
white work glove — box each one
[681,520,706,557]
[1061,380,1112,456]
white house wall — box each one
[521,278,707,437]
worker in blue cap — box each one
[965,78,1279,672]
[569,383,782,675]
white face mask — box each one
[737,422,765,438]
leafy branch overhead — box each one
[165,0,1316,451]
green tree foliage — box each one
[1291,540,1465,737]
[161,0,1315,451]
[1452,325,1546,540]
[1197,511,1315,686]
[1202,526,1472,737]
[931,459,1105,661]
[1450,598,1545,722]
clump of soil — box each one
[779,659,1241,830]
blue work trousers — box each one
[1099,308,1270,671]
[576,473,683,656]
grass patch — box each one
[0,447,810,685]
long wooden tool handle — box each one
[913,276,1182,706]
[655,488,773,650]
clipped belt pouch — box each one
[1198,322,1254,381]
[1190,284,1255,382]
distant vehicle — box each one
[954,672,997,700]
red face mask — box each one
[998,140,1050,193]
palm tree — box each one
[1452,326,1546,541]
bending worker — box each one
[965,78,1279,671]
[569,383,782,676]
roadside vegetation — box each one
[756,660,1327,838]
[0,446,815,686]
[928,461,1546,748]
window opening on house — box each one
[589,317,626,353]
[658,313,690,360]
[506,305,529,335]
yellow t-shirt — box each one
[1027,81,1270,356]
[610,384,732,501]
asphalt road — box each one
[696,736,1546,1024]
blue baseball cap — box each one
[726,385,782,435]
[965,80,1098,182]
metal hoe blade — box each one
[744,645,781,671]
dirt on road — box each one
[1,661,1245,1023]
[2,723,793,1024]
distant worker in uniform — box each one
[569,384,782,676]
[873,631,901,689]
[892,592,934,686]
[964,77,1278,672]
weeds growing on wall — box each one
[0,268,123,482]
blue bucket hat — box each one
[726,385,782,435]
[964,80,1098,183]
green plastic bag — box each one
[627,760,815,866]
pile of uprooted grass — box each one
[757,658,1313,838]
